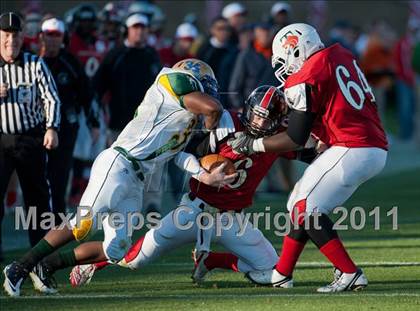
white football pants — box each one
[70,148,144,262]
[123,193,278,273]
[287,146,387,215]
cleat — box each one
[29,262,57,294]
[246,268,293,288]
[191,250,209,284]
[333,267,343,282]
[317,268,368,293]
[3,261,29,297]
[69,264,97,287]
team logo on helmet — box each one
[183,60,202,77]
[282,35,299,49]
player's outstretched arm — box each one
[183,92,222,129]
[228,109,315,155]
[262,109,316,152]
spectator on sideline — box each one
[270,2,292,34]
[237,23,254,51]
[159,23,198,67]
[97,2,123,51]
[228,22,276,109]
[197,16,238,108]
[412,28,420,146]
[394,18,419,140]
[222,2,247,46]
[39,17,98,219]
[93,13,160,145]
[359,20,396,123]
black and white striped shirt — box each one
[0,52,61,134]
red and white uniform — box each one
[122,110,296,273]
[190,111,295,211]
[284,44,388,216]
[285,44,387,150]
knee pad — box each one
[71,207,94,242]
[290,199,307,226]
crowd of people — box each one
[1,0,419,260]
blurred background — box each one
[0,1,414,36]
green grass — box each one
[1,169,420,310]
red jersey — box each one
[190,111,295,211]
[284,44,388,150]
[69,33,107,78]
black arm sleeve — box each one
[286,83,317,146]
[286,110,315,146]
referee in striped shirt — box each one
[0,12,61,249]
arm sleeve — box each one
[36,58,61,129]
[157,72,202,108]
[174,151,203,178]
[286,109,315,146]
[285,83,316,146]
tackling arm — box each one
[183,92,222,130]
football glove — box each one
[227,132,257,155]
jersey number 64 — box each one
[335,60,376,110]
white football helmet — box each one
[272,23,325,87]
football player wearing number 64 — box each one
[228,23,388,293]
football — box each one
[199,154,236,175]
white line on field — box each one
[1,293,419,300]
[150,261,420,267]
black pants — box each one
[0,128,51,247]
[47,123,78,219]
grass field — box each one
[1,168,420,310]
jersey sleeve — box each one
[158,72,202,108]
[284,82,320,113]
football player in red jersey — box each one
[228,23,388,292]
[68,86,322,288]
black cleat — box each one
[29,261,58,294]
[3,261,29,297]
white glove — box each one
[198,163,238,188]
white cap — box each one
[175,23,198,39]
[222,2,246,19]
[126,13,149,28]
[41,18,65,34]
[271,2,291,17]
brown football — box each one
[199,154,236,175]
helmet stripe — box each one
[260,86,276,109]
